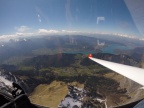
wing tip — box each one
[88,54,93,58]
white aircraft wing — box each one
[88,54,144,86]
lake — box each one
[101,44,132,54]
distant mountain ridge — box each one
[0,35,142,65]
[128,47,144,62]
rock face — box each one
[58,85,107,108]
[0,71,29,95]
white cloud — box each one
[16,32,34,36]
[0,27,142,42]
[0,32,35,41]
[38,29,82,35]
[38,29,59,34]
[15,26,30,32]
[61,30,82,35]
[97,17,105,24]
[0,29,83,41]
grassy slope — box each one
[29,81,84,107]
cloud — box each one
[0,27,141,42]
[0,29,82,41]
[0,32,34,41]
[38,29,59,34]
[97,17,105,24]
[61,30,81,34]
[15,26,30,32]
[15,32,34,36]
[38,29,82,35]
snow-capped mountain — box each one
[58,85,107,108]
[0,71,29,96]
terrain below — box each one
[29,73,144,108]
[29,81,84,108]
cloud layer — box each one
[0,25,143,42]
[0,28,84,41]
[15,26,30,32]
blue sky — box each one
[0,0,142,37]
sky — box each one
[0,0,143,39]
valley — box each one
[0,35,144,107]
